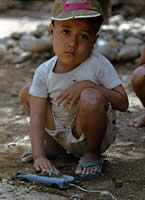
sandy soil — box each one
[0,7,145,200]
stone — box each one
[101,24,118,33]
[117,141,136,146]
[9,47,23,55]
[125,37,142,45]
[133,18,145,25]
[6,39,17,49]
[118,23,131,32]
[139,26,145,35]
[0,44,7,58]
[117,45,141,61]
[11,32,24,40]
[4,51,32,64]
[20,34,52,52]
[109,15,124,25]
[96,39,118,62]
[32,24,49,38]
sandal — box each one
[76,159,103,181]
[21,149,33,163]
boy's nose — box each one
[69,35,78,47]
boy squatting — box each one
[19,0,129,180]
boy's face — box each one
[50,19,98,69]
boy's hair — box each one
[51,0,104,24]
[51,15,103,35]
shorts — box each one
[45,104,115,157]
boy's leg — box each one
[19,83,65,162]
[129,65,145,127]
[75,88,108,176]
[19,82,31,115]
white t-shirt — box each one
[30,52,121,125]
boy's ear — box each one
[49,22,54,40]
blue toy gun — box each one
[14,173,75,189]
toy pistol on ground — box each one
[14,172,75,189]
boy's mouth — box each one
[64,51,75,56]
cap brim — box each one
[51,9,101,20]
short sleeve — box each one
[29,65,48,98]
[95,54,122,89]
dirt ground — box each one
[1,7,145,200]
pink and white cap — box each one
[51,0,103,21]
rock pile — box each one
[0,15,145,65]
[0,23,54,66]
[97,15,145,62]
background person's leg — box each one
[132,66,145,107]
[129,65,145,127]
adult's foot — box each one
[21,150,33,162]
[129,113,145,128]
[75,152,103,178]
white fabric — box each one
[45,103,114,156]
[29,52,121,154]
[30,52,121,126]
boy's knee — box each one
[80,88,106,111]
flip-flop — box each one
[76,159,103,181]
[21,149,33,162]
[26,149,32,155]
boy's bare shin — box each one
[76,88,108,154]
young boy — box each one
[20,0,128,180]
[129,46,145,128]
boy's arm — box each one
[85,82,128,111]
[96,84,129,111]
[56,80,128,111]
[30,95,56,173]
[79,82,128,111]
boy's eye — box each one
[80,34,88,39]
[63,30,69,34]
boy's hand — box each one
[55,82,84,108]
[34,155,57,174]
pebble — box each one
[0,44,7,58]
[112,177,123,188]
[70,194,83,200]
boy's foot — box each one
[75,152,103,180]
[129,113,145,128]
[21,150,33,162]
